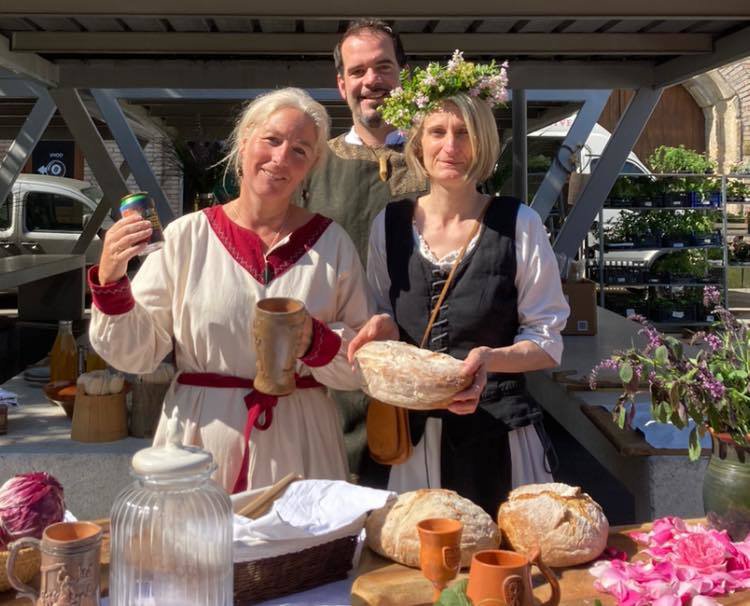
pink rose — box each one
[672,533,727,573]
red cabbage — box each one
[0,472,65,549]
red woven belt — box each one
[177,372,323,493]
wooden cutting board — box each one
[350,525,750,606]
[351,549,583,606]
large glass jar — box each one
[109,415,233,605]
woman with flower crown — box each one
[349,52,570,515]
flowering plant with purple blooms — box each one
[378,50,509,130]
[590,286,750,460]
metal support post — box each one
[531,91,610,221]
[92,89,173,226]
[511,88,527,202]
[553,87,663,258]
[0,88,56,204]
[51,88,131,254]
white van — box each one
[0,174,112,265]
[529,114,667,268]
[529,114,651,177]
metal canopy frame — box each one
[553,87,664,258]
[0,79,56,206]
[0,3,749,266]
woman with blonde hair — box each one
[350,54,569,514]
[89,88,373,493]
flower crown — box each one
[378,50,509,131]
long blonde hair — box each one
[222,88,330,183]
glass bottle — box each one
[85,347,107,372]
[109,412,233,605]
[50,320,78,382]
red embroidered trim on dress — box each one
[204,205,332,284]
[300,318,341,368]
[88,266,135,315]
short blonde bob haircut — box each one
[405,93,500,184]
[223,87,330,180]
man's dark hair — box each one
[333,19,407,76]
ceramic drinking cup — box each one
[253,297,308,395]
[466,549,560,606]
[7,521,103,606]
[417,518,463,603]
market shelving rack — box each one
[590,172,730,330]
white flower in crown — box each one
[446,49,464,71]
[379,50,510,131]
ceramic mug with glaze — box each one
[417,518,463,603]
[7,521,103,606]
[466,549,560,606]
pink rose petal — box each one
[590,517,750,606]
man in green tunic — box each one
[302,18,427,260]
[301,20,427,485]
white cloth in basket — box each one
[232,479,394,563]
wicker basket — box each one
[0,545,41,593]
[129,381,169,438]
[233,534,357,605]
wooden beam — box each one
[1,0,749,18]
[13,31,714,55]
[653,24,750,87]
[0,34,57,86]
[55,58,656,89]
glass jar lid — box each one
[131,408,213,478]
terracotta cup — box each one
[7,521,102,606]
[417,518,463,603]
[466,549,560,606]
[253,297,308,395]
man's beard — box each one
[351,95,387,129]
[357,110,384,129]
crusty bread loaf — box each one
[365,489,500,568]
[354,341,471,409]
[498,483,609,567]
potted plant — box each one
[603,211,659,249]
[730,236,750,263]
[648,145,716,208]
[648,250,709,284]
[167,138,228,213]
[591,286,750,540]
[607,176,637,208]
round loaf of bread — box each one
[354,340,471,409]
[365,489,500,568]
[498,483,609,567]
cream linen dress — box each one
[89,205,374,492]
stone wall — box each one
[719,60,750,162]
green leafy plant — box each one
[648,145,716,196]
[648,145,716,175]
[591,286,750,461]
[650,250,709,278]
[167,138,227,196]
[436,580,472,606]
[603,210,654,243]
[528,154,552,173]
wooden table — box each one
[350,520,748,606]
[3,521,747,605]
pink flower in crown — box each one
[423,74,437,86]
[415,94,429,108]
